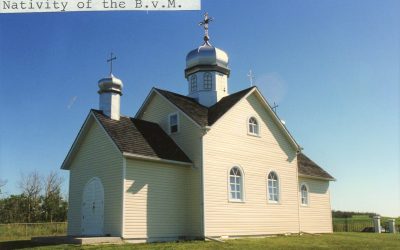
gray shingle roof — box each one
[155,87,255,127]
[155,89,209,126]
[298,153,335,180]
[92,110,192,164]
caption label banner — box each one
[0,0,200,13]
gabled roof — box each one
[148,87,300,150]
[61,110,192,169]
[92,110,191,164]
[154,86,255,127]
[297,153,335,181]
[155,89,209,126]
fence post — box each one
[373,216,381,233]
[345,217,349,232]
[388,219,396,233]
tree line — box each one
[0,170,67,223]
[332,210,379,218]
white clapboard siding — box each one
[138,93,203,237]
[67,117,123,236]
[299,177,333,233]
[203,93,300,236]
[123,158,189,240]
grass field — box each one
[0,233,399,250]
[0,223,67,241]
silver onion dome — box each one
[185,43,230,78]
[186,43,229,69]
[98,74,123,95]
[185,13,231,78]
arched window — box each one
[229,167,243,201]
[301,184,309,205]
[203,72,212,90]
[248,117,259,135]
[268,171,279,202]
[190,75,197,93]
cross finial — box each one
[272,102,279,114]
[199,12,213,45]
[247,70,255,87]
[107,52,117,75]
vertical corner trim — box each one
[121,157,126,238]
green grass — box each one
[0,223,67,241]
[0,233,399,249]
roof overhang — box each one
[60,111,95,170]
[185,65,230,78]
[298,173,336,182]
[61,110,122,170]
[123,152,193,167]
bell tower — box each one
[98,53,123,120]
[184,13,230,107]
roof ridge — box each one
[208,86,256,109]
[154,87,199,102]
[154,86,257,127]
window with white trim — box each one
[203,72,212,90]
[168,113,179,134]
[190,75,197,93]
[301,184,308,205]
[268,171,279,202]
[229,167,243,201]
[248,117,259,135]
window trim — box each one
[267,171,280,204]
[203,72,212,90]
[227,166,245,203]
[247,116,260,137]
[300,183,309,206]
[190,74,197,93]
[168,112,179,134]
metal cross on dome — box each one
[107,52,117,75]
[199,12,214,43]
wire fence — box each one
[333,218,400,233]
[0,222,67,241]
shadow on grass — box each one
[0,240,67,250]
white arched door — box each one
[81,177,104,236]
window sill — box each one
[247,133,261,137]
[268,200,280,205]
[228,199,245,203]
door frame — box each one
[81,177,104,236]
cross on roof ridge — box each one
[247,70,255,87]
[107,52,117,75]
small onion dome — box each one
[98,74,123,95]
[185,42,230,78]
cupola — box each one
[98,54,123,120]
[184,13,231,107]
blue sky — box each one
[0,0,399,217]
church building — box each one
[61,14,335,242]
